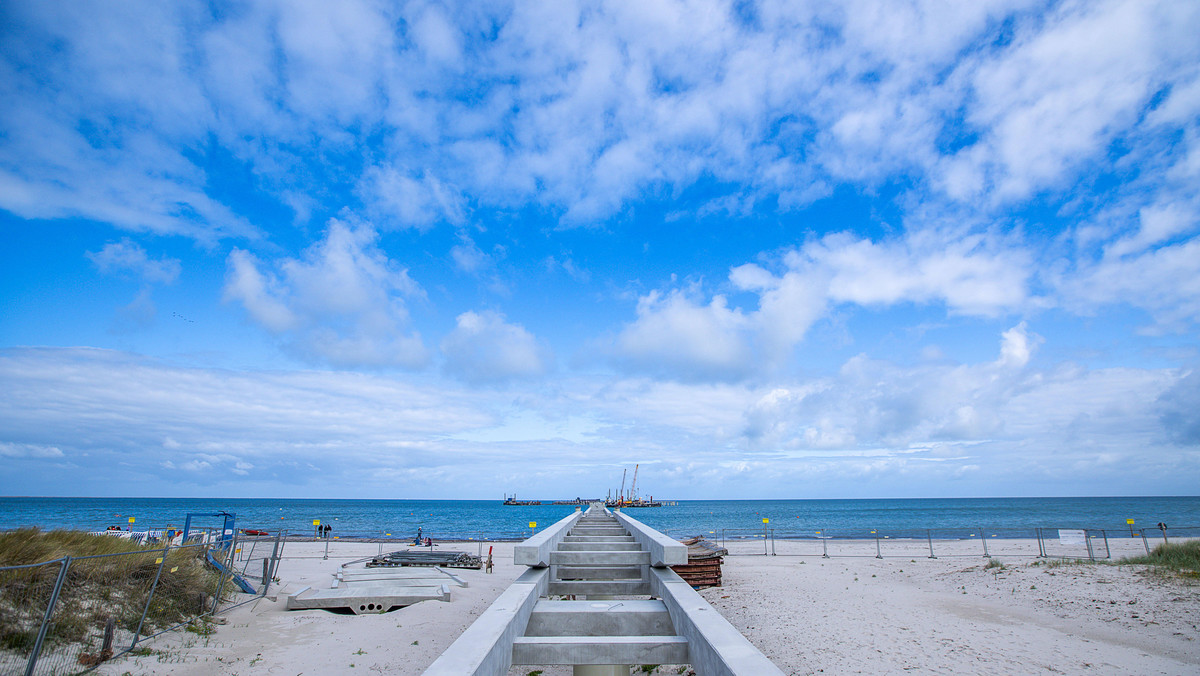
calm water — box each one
[2,496,1198,541]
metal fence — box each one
[712,524,1200,561]
[0,531,284,676]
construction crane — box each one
[619,469,627,506]
[630,464,639,503]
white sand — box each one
[96,538,1199,676]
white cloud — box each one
[944,0,1200,202]
[1,345,1195,498]
[450,233,491,274]
[0,442,64,459]
[357,164,467,229]
[440,310,552,384]
[4,0,1198,238]
[223,219,429,368]
[610,226,1031,381]
[613,289,754,381]
[87,239,181,284]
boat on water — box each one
[501,494,541,506]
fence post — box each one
[980,527,990,558]
[1084,530,1095,561]
[926,529,937,559]
[1036,528,1045,558]
[1100,529,1110,560]
[821,531,829,558]
[874,531,882,559]
[1140,528,1150,555]
[25,556,71,676]
[131,546,171,650]
[770,528,776,556]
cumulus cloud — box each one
[440,310,552,384]
[610,226,1031,381]
[223,218,429,368]
[737,322,1051,454]
[613,289,754,382]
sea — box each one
[2,496,1198,541]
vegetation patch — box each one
[0,528,231,660]
[1119,540,1200,577]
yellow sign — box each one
[762,518,769,524]
[1126,519,1135,525]
[155,558,163,564]
[128,517,135,524]
[529,522,537,529]
[170,566,178,573]
[313,519,320,526]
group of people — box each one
[317,523,332,538]
[414,526,432,547]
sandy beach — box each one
[94,538,1199,676]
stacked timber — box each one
[670,537,727,588]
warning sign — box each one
[1058,529,1085,546]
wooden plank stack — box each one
[670,537,728,588]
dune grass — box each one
[1119,539,1200,576]
[0,528,229,654]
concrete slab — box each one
[286,583,450,614]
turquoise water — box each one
[3,496,1198,541]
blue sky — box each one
[2,0,1198,500]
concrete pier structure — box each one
[422,503,782,675]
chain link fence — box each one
[0,530,284,675]
[712,524,1200,560]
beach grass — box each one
[1119,539,1200,576]
[0,528,230,654]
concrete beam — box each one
[550,550,650,566]
[525,599,674,636]
[420,568,548,675]
[557,542,642,551]
[555,565,644,580]
[514,510,584,567]
[511,636,689,665]
[649,567,784,676]
[614,511,688,567]
[547,580,651,596]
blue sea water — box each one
[2,496,1198,541]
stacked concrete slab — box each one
[422,504,783,675]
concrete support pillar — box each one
[575,595,628,676]
[574,666,629,676]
